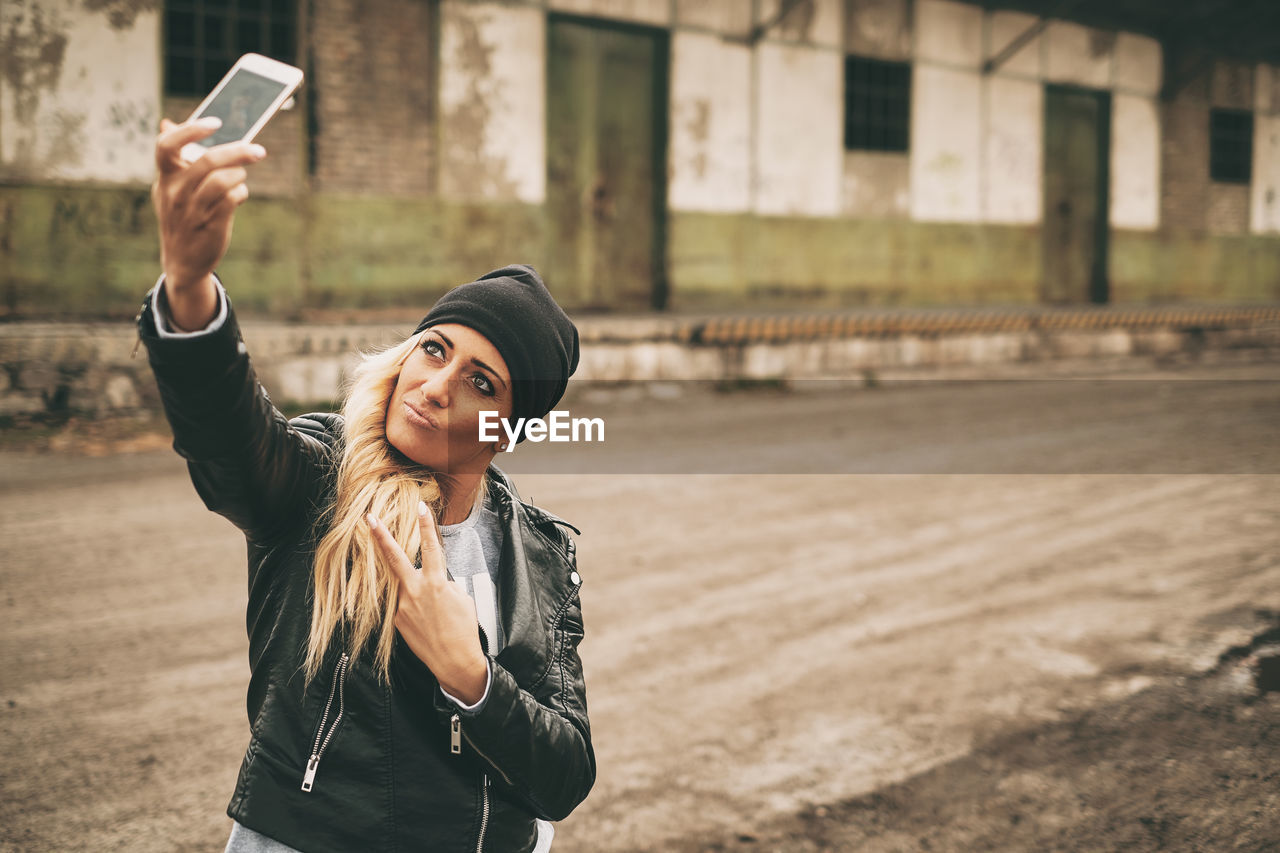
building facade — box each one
[2,0,1278,317]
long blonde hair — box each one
[303,330,489,685]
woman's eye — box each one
[473,374,495,395]
[422,340,443,358]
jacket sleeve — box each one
[433,548,596,822]
[135,277,340,546]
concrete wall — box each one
[2,0,1279,320]
[754,41,843,216]
[669,31,752,212]
[439,1,546,204]
[0,0,159,184]
[1252,64,1280,234]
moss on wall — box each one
[2,185,1277,319]
[306,196,548,308]
[1111,230,1280,303]
[1,186,157,318]
[668,212,1042,309]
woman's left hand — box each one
[368,502,489,704]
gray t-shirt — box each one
[439,485,505,655]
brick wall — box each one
[1208,183,1250,235]
[1160,51,1211,234]
[162,95,307,199]
[1160,58,1262,236]
[308,0,438,196]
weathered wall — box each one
[0,0,159,184]
[1252,64,1280,234]
[2,0,1279,321]
[1111,94,1161,230]
[0,184,303,317]
[309,0,437,196]
[1111,230,1280,303]
[1109,34,1161,230]
[669,30,752,212]
[549,0,670,27]
[162,94,306,199]
[754,41,843,216]
[439,1,546,204]
[669,213,1042,308]
[1162,56,1279,237]
[983,76,1042,224]
[676,0,751,38]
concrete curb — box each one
[1,302,1278,420]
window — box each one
[165,0,297,97]
[1209,108,1253,184]
[844,55,911,153]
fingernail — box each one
[248,144,266,159]
[367,512,378,529]
[196,116,222,129]
[418,500,428,517]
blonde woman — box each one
[141,119,594,853]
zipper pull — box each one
[301,754,319,792]
[450,713,462,754]
[131,332,142,359]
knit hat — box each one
[414,265,580,443]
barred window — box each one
[1209,108,1253,185]
[844,55,911,153]
[164,0,297,97]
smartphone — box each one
[179,53,304,163]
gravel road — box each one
[2,361,1277,852]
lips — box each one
[403,401,441,430]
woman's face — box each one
[386,323,514,474]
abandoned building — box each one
[2,0,1278,317]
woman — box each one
[139,118,595,853]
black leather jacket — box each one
[135,284,595,853]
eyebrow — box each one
[425,330,508,391]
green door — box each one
[546,16,668,311]
[1042,86,1111,305]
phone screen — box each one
[194,67,289,149]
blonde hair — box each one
[303,330,489,686]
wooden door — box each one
[1042,86,1111,305]
[547,16,668,310]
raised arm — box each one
[138,118,338,545]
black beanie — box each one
[414,265,580,443]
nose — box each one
[419,365,453,409]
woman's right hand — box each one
[151,117,266,327]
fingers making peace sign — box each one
[367,502,489,705]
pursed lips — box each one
[404,400,441,430]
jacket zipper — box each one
[301,651,350,792]
[476,773,490,853]
[451,713,499,852]
[451,565,579,848]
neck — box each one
[437,471,485,525]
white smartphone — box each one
[179,53,304,163]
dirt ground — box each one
[2,360,1278,852]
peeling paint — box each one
[1,2,166,182]
[685,98,711,179]
[1087,28,1116,60]
[0,3,70,129]
[775,0,817,42]
[441,7,521,200]
[106,98,153,147]
[82,0,158,30]
[44,110,88,170]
